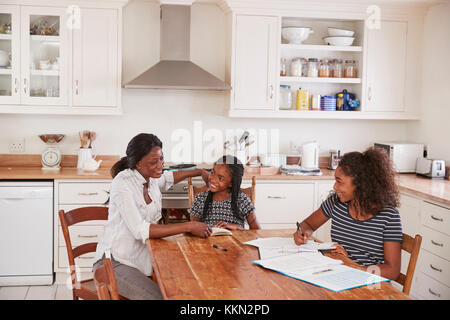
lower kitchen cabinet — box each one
[54,179,111,284]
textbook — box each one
[211,227,232,236]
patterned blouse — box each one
[189,191,255,228]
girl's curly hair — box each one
[338,146,400,217]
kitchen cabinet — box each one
[231,14,278,111]
[365,20,407,112]
[0,1,124,115]
[72,8,119,107]
[255,181,314,229]
[314,181,334,242]
[54,179,111,284]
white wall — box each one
[407,2,450,162]
[0,2,413,163]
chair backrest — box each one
[395,233,422,295]
[58,206,109,300]
[93,258,120,300]
[188,176,256,208]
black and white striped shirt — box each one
[321,193,402,266]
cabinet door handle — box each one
[23,78,28,94]
[430,264,442,272]
[78,192,99,196]
[268,84,274,100]
[267,196,286,199]
[431,215,443,222]
[75,80,79,95]
[14,78,18,94]
[428,288,441,297]
[367,86,372,101]
[77,256,93,259]
[431,240,444,247]
[77,234,98,238]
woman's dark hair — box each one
[203,155,244,218]
[111,133,162,178]
[337,146,400,217]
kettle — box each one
[301,141,319,169]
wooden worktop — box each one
[1,154,448,206]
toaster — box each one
[416,158,446,178]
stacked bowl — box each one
[323,27,355,46]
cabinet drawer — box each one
[414,272,450,300]
[418,249,450,287]
[58,204,108,226]
[256,183,314,224]
[59,183,110,204]
[420,226,450,261]
[58,247,97,269]
[421,201,450,236]
[58,225,104,247]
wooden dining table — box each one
[146,229,411,300]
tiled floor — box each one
[0,284,73,300]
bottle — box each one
[280,58,287,76]
[296,87,310,111]
[279,85,292,110]
[336,93,344,111]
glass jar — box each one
[333,59,343,78]
[307,58,318,77]
[279,85,292,110]
[290,58,302,77]
[344,59,357,78]
[280,58,287,76]
[318,59,331,77]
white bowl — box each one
[323,36,355,46]
[327,27,355,37]
[282,27,313,44]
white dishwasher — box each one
[0,181,53,286]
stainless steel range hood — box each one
[125,4,230,90]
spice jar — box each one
[319,59,331,77]
[333,59,343,78]
[280,58,287,76]
[279,85,292,110]
[307,58,318,77]
[290,58,303,77]
[344,59,357,78]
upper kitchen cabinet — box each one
[231,14,279,111]
[72,8,119,108]
[0,5,20,105]
[0,1,126,115]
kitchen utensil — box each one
[328,149,341,170]
[416,158,446,179]
[327,27,355,37]
[301,141,319,169]
[282,27,313,44]
[88,131,96,148]
[323,36,355,46]
[79,130,90,148]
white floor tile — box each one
[55,284,73,300]
[25,285,57,300]
[0,286,30,300]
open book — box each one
[211,227,232,236]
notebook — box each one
[210,227,232,236]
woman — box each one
[93,133,212,300]
[293,147,403,280]
[190,155,260,230]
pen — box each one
[212,244,227,252]
[296,221,304,236]
[312,268,333,275]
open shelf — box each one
[0,34,12,40]
[280,76,361,84]
[30,35,60,42]
[0,68,12,75]
[30,69,59,76]
[281,44,362,52]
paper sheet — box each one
[244,237,336,252]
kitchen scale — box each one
[39,134,64,171]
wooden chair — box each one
[395,233,422,295]
[93,257,120,300]
[188,176,256,208]
[58,207,109,300]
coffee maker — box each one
[328,149,341,170]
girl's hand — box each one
[189,221,212,238]
[215,221,243,230]
[293,230,309,245]
[331,243,348,257]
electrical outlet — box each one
[9,139,25,153]
[290,141,301,154]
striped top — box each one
[321,193,402,266]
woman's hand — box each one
[331,243,348,257]
[199,169,210,186]
[189,221,212,238]
[215,221,243,231]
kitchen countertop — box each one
[0,162,448,207]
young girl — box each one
[190,155,260,230]
[293,147,403,280]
